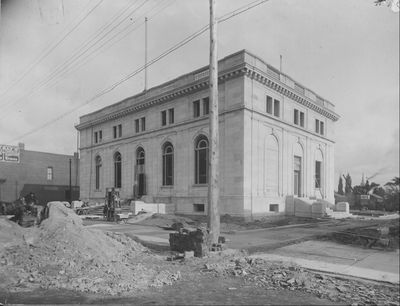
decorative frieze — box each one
[76,51,339,131]
[243,67,339,122]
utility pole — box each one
[69,158,72,203]
[208,0,220,244]
[144,17,148,91]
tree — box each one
[365,180,370,191]
[374,0,400,12]
[344,173,352,195]
[385,176,400,187]
[338,176,344,195]
[384,177,400,211]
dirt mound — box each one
[0,217,38,250]
[0,202,180,296]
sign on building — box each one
[0,144,20,163]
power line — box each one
[8,0,270,142]
[0,0,104,102]
[34,0,174,97]
[7,25,209,142]
[0,0,148,110]
[0,0,173,112]
[29,0,168,99]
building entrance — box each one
[294,156,302,196]
[135,147,146,199]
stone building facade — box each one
[76,50,339,218]
[0,143,79,203]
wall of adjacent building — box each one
[0,146,79,203]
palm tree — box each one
[385,177,400,188]
[383,177,400,211]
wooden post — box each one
[144,17,148,91]
[208,0,220,244]
[69,158,72,202]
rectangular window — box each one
[269,204,279,212]
[99,130,102,142]
[135,119,140,133]
[141,117,146,131]
[294,109,299,125]
[193,203,205,212]
[203,97,209,115]
[315,119,325,135]
[118,124,122,137]
[113,126,117,138]
[266,96,273,114]
[161,110,167,126]
[193,100,200,117]
[94,132,98,144]
[274,99,280,117]
[47,167,53,181]
[315,161,321,188]
[294,109,305,127]
[168,108,174,124]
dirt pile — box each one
[0,202,180,296]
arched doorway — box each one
[135,147,146,198]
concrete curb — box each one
[250,253,400,285]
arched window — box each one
[135,147,146,196]
[114,152,122,188]
[95,155,102,190]
[195,135,209,184]
[162,142,174,186]
[136,147,145,165]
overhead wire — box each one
[0,0,104,102]
[30,0,171,98]
[8,0,270,142]
[0,0,174,112]
[0,0,149,110]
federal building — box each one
[76,50,339,218]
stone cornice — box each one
[76,60,339,131]
[75,64,246,131]
[243,65,340,122]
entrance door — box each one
[135,147,146,199]
[138,173,146,197]
[294,156,302,196]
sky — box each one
[0,0,399,187]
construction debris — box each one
[0,202,180,296]
[199,255,400,305]
[169,227,211,257]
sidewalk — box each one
[86,222,399,284]
[250,240,399,284]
